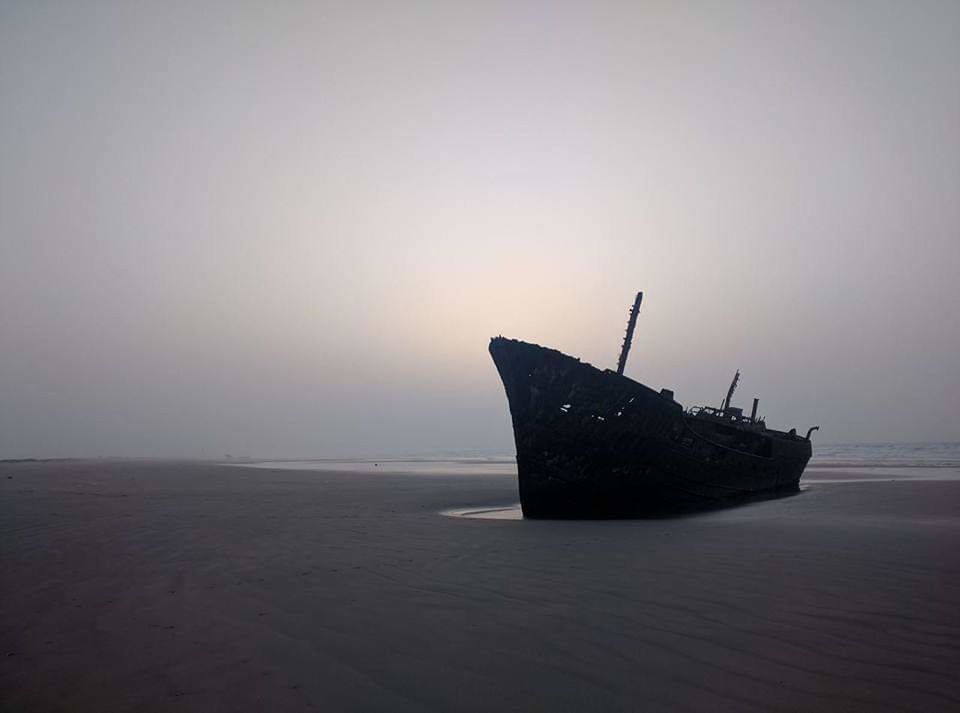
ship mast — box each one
[722,370,740,413]
[616,292,643,376]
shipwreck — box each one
[490,292,818,518]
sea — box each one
[810,441,960,468]
[234,442,960,475]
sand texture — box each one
[2,460,959,712]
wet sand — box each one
[2,460,959,712]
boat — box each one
[489,292,818,518]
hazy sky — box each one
[2,1,958,458]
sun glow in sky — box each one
[2,1,958,457]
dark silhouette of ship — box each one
[490,292,818,518]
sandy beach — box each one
[2,459,958,712]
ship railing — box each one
[687,406,759,426]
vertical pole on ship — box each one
[722,370,740,413]
[616,292,643,376]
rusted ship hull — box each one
[490,337,812,518]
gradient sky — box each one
[2,1,958,458]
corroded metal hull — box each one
[490,337,812,518]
